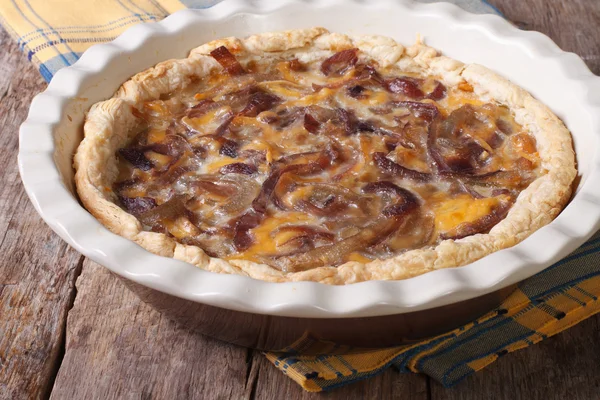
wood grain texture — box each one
[0,0,599,399]
[49,261,252,400]
[0,29,84,400]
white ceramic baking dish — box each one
[18,0,600,324]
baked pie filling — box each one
[112,46,542,273]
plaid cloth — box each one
[2,0,599,393]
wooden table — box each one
[1,1,599,398]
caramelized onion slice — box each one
[118,195,157,215]
[266,106,306,130]
[220,162,257,175]
[373,152,432,182]
[187,99,216,118]
[302,105,338,134]
[263,217,390,272]
[210,46,246,76]
[274,225,335,240]
[180,234,233,258]
[256,151,334,212]
[321,48,359,76]
[335,108,379,136]
[118,148,153,171]
[265,215,405,272]
[427,82,447,100]
[219,138,239,158]
[238,149,267,165]
[152,164,195,187]
[371,212,435,256]
[337,108,360,135]
[138,195,190,227]
[391,101,439,122]
[286,183,367,219]
[189,175,260,216]
[273,225,335,255]
[239,90,281,117]
[264,187,419,272]
[196,75,257,105]
[304,113,320,133]
[315,64,382,90]
[428,105,516,177]
[147,133,192,160]
[363,181,412,197]
[214,112,235,137]
[452,179,485,199]
[189,179,237,197]
[384,77,425,99]
[331,145,360,181]
[428,110,483,175]
[288,59,306,72]
[231,210,262,251]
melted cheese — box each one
[432,195,500,233]
[228,212,313,260]
[242,140,274,163]
[282,185,314,208]
[143,101,169,116]
[258,80,306,98]
[165,216,200,239]
[276,62,301,84]
[445,93,484,110]
[347,252,373,263]
[145,151,171,168]
[147,128,166,144]
[286,88,336,107]
[393,147,429,172]
[203,157,239,173]
[364,90,388,106]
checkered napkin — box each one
[2,0,599,392]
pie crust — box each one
[74,28,576,284]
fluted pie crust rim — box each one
[74,28,576,284]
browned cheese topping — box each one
[113,46,541,272]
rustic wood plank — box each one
[430,314,600,399]
[0,29,85,399]
[50,261,253,400]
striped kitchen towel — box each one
[2,0,599,393]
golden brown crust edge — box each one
[73,28,577,284]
